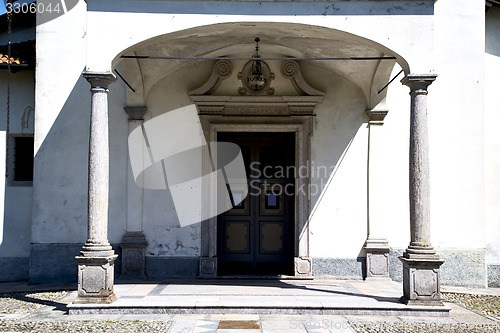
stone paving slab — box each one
[66,279,450,316]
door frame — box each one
[190,59,324,277]
[198,115,313,277]
[216,131,296,276]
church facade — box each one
[0,0,499,304]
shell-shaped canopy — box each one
[114,22,408,108]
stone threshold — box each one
[67,303,450,316]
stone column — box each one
[364,109,391,279]
[74,72,117,304]
[120,107,148,280]
[400,74,444,306]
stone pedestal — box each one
[74,71,117,304]
[294,257,312,276]
[400,257,444,305]
[364,239,390,279]
[120,231,148,280]
[400,74,443,306]
[199,257,217,278]
[74,255,118,304]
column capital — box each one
[365,109,388,125]
[401,74,437,94]
[124,106,147,121]
[83,71,116,90]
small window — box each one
[9,135,34,184]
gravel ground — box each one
[442,292,500,320]
[349,321,500,333]
[348,292,500,333]
[0,291,68,314]
[0,320,172,332]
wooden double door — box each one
[217,132,295,275]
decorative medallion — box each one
[237,37,275,95]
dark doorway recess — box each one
[217,132,295,276]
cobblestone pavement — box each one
[442,292,500,320]
[348,320,500,333]
[0,291,68,314]
[346,292,500,333]
[0,320,172,332]
[0,289,499,332]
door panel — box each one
[217,132,295,275]
[225,221,250,253]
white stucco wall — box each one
[307,64,370,259]
[309,62,413,258]
[371,63,412,250]
[427,0,486,250]
[85,0,433,74]
[140,62,210,256]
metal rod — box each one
[114,69,136,93]
[378,69,404,94]
[121,55,397,61]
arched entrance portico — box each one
[75,22,443,306]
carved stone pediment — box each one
[188,60,233,96]
[280,60,324,96]
[189,59,324,116]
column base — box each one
[199,257,217,278]
[404,243,440,259]
[399,256,444,306]
[364,238,391,279]
[120,231,148,280]
[74,254,118,304]
[72,293,117,305]
[80,242,115,257]
[399,296,444,306]
[294,257,312,276]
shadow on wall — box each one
[28,70,128,284]
[486,7,500,57]
[0,70,35,282]
[28,73,89,284]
